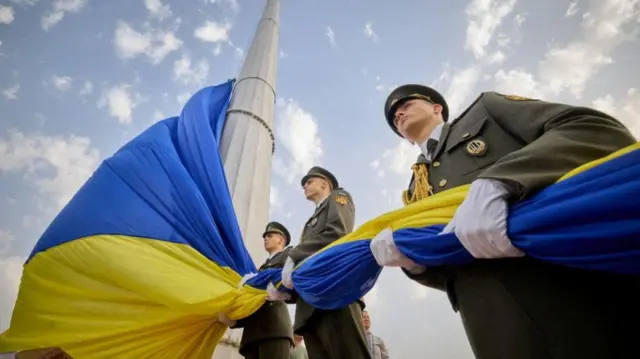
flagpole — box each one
[216,0,280,357]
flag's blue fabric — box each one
[0,80,274,359]
[288,143,640,310]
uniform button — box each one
[462,133,470,139]
[439,179,448,187]
[432,161,440,167]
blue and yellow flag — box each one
[0,80,269,358]
[290,142,640,310]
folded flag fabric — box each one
[289,143,640,310]
[0,80,271,359]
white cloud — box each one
[144,0,172,20]
[376,140,420,178]
[209,0,239,13]
[173,53,209,86]
[41,0,87,31]
[438,65,482,117]
[0,256,24,333]
[444,66,481,119]
[566,1,579,17]
[363,22,379,43]
[114,21,182,64]
[78,80,93,98]
[270,185,282,210]
[213,43,223,56]
[9,0,40,6]
[592,88,640,137]
[364,285,379,309]
[194,21,231,43]
[272,99,323,184]
[410,282,432,300]
[326,26,336,48]
[51,75,73,91]
[0,230,14,257]
[153,110,165,122]
[176,92,191,107]
[513,13,526,27]
[494,69,542,97]
[486,50,507,65]
[2,84,19,100]
[0,131,100,211]
[0,5,15,24]
[229,41,244,59]
[464,0,517,59]
[97,84,143,124]
[495,0,640,100]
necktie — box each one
[426,138,438,156]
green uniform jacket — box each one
[232,247,294,354]
[288,188,360,331]
[402,92,637,301]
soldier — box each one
[373,84,640,359]
[225,222,294,359]
[281,166,370,359]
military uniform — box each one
[384,84,640,359]
[288,167,371,359]
[231,222,294,359]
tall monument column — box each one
[215,1,280,357]
[219,0,280,264]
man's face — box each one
[393,98,442,141]
[263,232,284,252]
[362,311,371,330]
[302,177,328,200]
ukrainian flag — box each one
[0,80,270,358]
[290,142,640,310]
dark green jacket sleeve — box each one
[478,92,637,199]
[288,190,355,264]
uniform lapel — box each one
[432,123,451,160]
[300,198,329,243]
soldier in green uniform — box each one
[373,84,640,359]
[281,166,371,359]
[226,222,294,359]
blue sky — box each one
[1,0,639,357]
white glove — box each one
[442,179,524,259]
[370,227,424,272]
[266,282,291,301]
[281,256,294,289]
[217,312,236,327]
[238,272,258,288]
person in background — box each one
[362,311,389,359]
[289,334,309,359]
[219,222,294,359]
[281,166,370,359]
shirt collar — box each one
[316,196,328,208]
[417,123,444,157]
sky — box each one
[1,0,639,358]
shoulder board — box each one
[334,192,350,205]
[493,92,539,101]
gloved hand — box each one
[238,272,258,288]
[217,312,236,327]
[441,179,524,258]
[370,227,424,272]
[266,282,291,301]
[281,256,295,289]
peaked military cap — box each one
[384,84,450,137]
[301,166,339,190]
[263,221,291,246]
